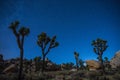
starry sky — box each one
[0,0,120,64]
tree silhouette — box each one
[91,38,108,74]
[74,51,79,70]
[0,54,4,73]
[9,21,30,80]
[37,32,59,73]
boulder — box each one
[3,64,17,73]
[86,60,101,71]
[70,68,77,72]
[55,75,65,80]
[110,50,120,68]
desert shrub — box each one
[0,75,6,80]
[105,69,116,75]
[55,75,65,80]
[97,76,109,80]
[113,73,120,80]
[45,74,55,79]
[71,75,83,80]
[0,73,19,80]
[85,71,102,80]
[24,74,33,80]
[65,75,72,80]
[38,73,55,80]
[38,77,46,80]
[70,71,85,79]
[9,75,18,80]
[36,73,46,80]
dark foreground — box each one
[0,70,120,80]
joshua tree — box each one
[74,51,79,70]
[37,32,59,73]
[91,38,108,74]
[9,21,30,80]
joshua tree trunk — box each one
[75,58,79,70]
[42,55,45,73]
[74,52,79,71]
[18,36,24,80]
[18,49,24,80]
[41,47,50,73]
[99,55,105,74]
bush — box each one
[113,73,120,80]
[97,76,109,80]
[85,71,102,80]
[0,73,18,80]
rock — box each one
[61,64,66,71]
[86,60,101,71]
[55,75,65,80]
[3,64,17,73]
[110,50,120,68]
[71,71,85,78]
[70,68,77,72]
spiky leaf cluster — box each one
[37,32,59,49]
[19,27,30,36]
[9,21,19,29]
[9,21,30,37]
[74,51,79,59]
[92,38,108,55]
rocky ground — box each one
[0,69,120,80]
[1,51,120,80]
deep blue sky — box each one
[0,0,120,64]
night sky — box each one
[0,0,120,64]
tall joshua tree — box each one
[37,32,59,73]
[91,38,108,74]
[74,51,79,70]
[9,21,30,80]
